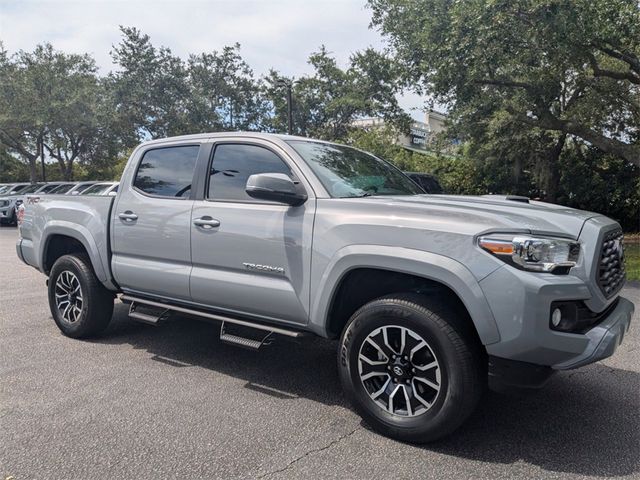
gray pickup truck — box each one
[17,132,634,442]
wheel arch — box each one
[40,222,111,288]
[310,246,500,345]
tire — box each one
[48,254,114,338]
[338,293,485,443]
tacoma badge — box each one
[242,262,285,274]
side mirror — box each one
[246,173,307,206]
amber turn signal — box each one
[478,238,515,255]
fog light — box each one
[551,308,562,327]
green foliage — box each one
[109,26,191,141]
[368,0,640,165]
[263,46,409,140]
[0,147,29,182]
[625,238,640,281]
[0,42,107,180]
[558,145,640,231]
[188,44,269,132]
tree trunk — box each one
[27,155,38,183]
[65,162,74,181]
[518,113,640,166]
[55,157,68,180]
[38,136,46,182]
[543,133,567,203]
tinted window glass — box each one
[68,183,95,195]
[49,184,74,194]
[81,184,111,195]
[19,184,42,194]
[8,185,29,194]
[288,141,422,198]
[39,184,63,193]
[208,144,291,201]
[134,146,199,198]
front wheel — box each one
[48,254,114,338]
[338,293,485,443]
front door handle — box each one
[118,211,138,222]
[193,216,221,229]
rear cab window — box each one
[134,145,200,198]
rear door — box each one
[189,138,315,325]
[111,142,204,301]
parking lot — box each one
[1,226,638,480]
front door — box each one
[189,140,315,325]
[111,143,201,301]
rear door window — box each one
[134,146,200,198]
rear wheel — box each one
[48,254,114,338]
[338,293,485,443]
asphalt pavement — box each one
[1,226,638,480]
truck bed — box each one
[17,194,115,289]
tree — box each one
[0,43,45,182]
[264,46,410,140]
[0,43,104,181]
[0,145,29,182]
[110,26,191,142]
[187,44,269,132]
[32,45,102,180]
[368,0,640,168]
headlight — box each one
[478,235,580,273]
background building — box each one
[352,110,450,153]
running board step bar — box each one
[219,322,274,350]
[128,302,171,326]
[120,295,305,338]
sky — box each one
[0,0,430,121]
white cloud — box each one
[0,0,430,119]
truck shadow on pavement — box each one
[96,303,639,478]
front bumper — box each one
[552,297,633,369]
[480,265,634,370]
[0,206,15,222]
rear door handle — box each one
[118,211,138,222]
[193,216,220,229]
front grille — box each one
[597,229,626,298]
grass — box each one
[625,234,640,282]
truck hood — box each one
[363,194,601,239]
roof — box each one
[139,131,324,148]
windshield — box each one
[38,184,63,193]
[20,184,42,194]
[49,184,74,194]
[80,183,111,195]
[74,183,96,194]
[287,141,423,198]
[7,184,30,195]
